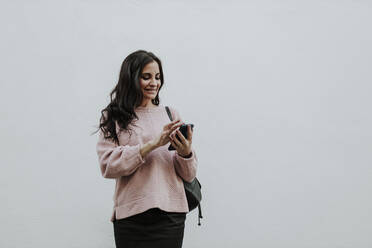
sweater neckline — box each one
[134,104,165,113]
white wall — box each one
[1,0,371,247]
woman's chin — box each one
[143,96,156,100]
[144,93,157,98]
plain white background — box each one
[1,0,371,247]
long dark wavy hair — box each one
[91,50,164,145]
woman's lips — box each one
[145,89,157,93]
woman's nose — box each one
[149,81,159,87]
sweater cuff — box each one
[176,151,194,160]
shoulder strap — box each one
[165,106,173,121]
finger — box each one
[172,131,183,147]
[169,129,179,139]
[187,125,193,142]
[173,122,184,129]
[175,129,187,144]
[165,119,181,129]
[170,123,183,134]
[166,122,182,135]
[170,138,177,148]
[166,119,181,129]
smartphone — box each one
[168,123,194,151]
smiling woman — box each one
[93,49,198,248]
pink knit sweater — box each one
[96,105,198,222]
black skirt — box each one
[113,208,187,248]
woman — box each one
[95,50,198,248]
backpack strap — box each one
[165,106,173,121]
[198,204,203,226]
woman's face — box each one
[139,61,161,103]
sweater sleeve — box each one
[170,107,198,183]
[96,130,146,179]
[174,148,198,183]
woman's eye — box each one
[142,76,160,80]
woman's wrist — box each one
[150,139,161,150]
[178,151,192,158]
[140,140,159,158]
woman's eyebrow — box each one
[143,72,160,75]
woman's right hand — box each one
[153,119,184,147]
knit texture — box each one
[96,105,198,222]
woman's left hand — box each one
[169,125,193,157]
